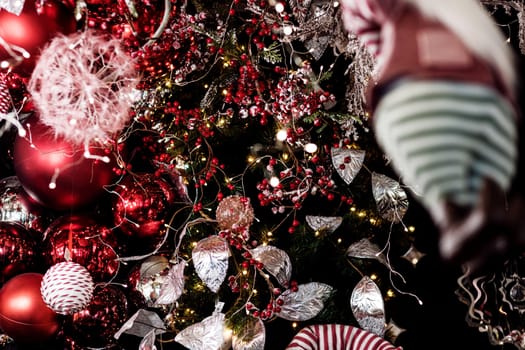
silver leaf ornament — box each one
[139,329,157,350]
[305,215,343,233]
[371,172,408,223]
[250,245,292,287]
[114,309,166,339]
[331,148,365,184]
[0,0,24,15]
[232,317,265,350]
[154,261,186,306]
[276,282,333,321]
[175,312,226,350]
[346,238,388,267]
[350,276,386,337]
[192,235,230,293]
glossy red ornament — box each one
[63,285,128,349]
[0,273,60,344]
[0,0,76,76]
[112,173,176,239]
[43,215,120,282]
[13,116,116,211]
[0,221,39,284]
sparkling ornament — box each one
[216,195,255,231]
[305,215,343,233]
[276,282,333,321]
[41,261,95,315]
[250,245,292,287]
[13,116,116,211]
[371,172,408,223]
[0,273,60,344]
[232,317,265,350]
[0,221,39,284]
[175,312,226,350]
[350,276,386,337]
[0,175,53,232]
[64,285,128,349]
[331,148,365,184]
[0,0,76,75]
[43,214,119,282]
[112,173,176,240]
[192,235,230,293]
[28,29,140,147]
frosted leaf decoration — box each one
[305,215,343,233]
[350,276,386,337]
[136,256,171,307]
[276,282,333,321]
[331,148,365,184]
[216,195,255,231]
[154,261,186,306]
[192,235,230,293]
[139,329,157,350]
[346,238,388,267]
[175,312,225,350]
[0,0,24,15]
[250,245,292,287]
[232,317,265,350]
[114,309,166,339]
[28,30,140,148]
[371,172,408,223]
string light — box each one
[304,142,318,154]
[276,129,287,141]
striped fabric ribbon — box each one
[286,324,402,350]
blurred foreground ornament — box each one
[350,276,386,337]
[250,245,292,287]
[232,317,265,350]
[0,273,60,345]
[175,311,226,350]
[0,221,39,284]
[216,195,255,231]
[305,215,343,233]
[28,29,140,147]
[401,244,426,267]
[331,148,365,184]
[43,215,119,282]
[276,282,333,321]
[64,285,128,349]
[112,173,176,240]
[371,172,408,223]
[192,235,230,293]
[41,261,94,315]
[0,175,53,232]
[13,116,116,211]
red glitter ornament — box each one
[0,273,60,344]
[0,221,39,284]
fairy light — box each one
[247,155,256,163]
[304,142,318,154]
[276,129,287,141]
[283,25,294,36]
[269,176,280,187]
[370,273,378,280]
[292,322,298,329]
[275,2,285,13]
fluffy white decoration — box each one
[28,30,140,147]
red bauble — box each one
[13,116,116,211]
[112,173,176,239]
[0,221,40,284]
[0,0,76,76]
[43,215,120,282]
[0,273,60,344]
[63,285,128,349]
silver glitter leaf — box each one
[154,261,186,306]
[276,282,333,321]
[232,317,265,350]
[346,238,388,267]
[140,255,170,280]
[250,245,292,287]
[192,235,230,293]
[350,276,386,337]
[0,0,24,15]
[175,312,225,350]
[371,172,408,223]
[139,329,156,350]
[114,309,166,339]
[331,148,365,184]
[305,215,343,233]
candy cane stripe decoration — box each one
[286,324,402,350]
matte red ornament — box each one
[0,0,76,76]
[0,221,39,284]
[0,273,60,344]
[13,116,116,211]
[112,173,176,239]
[43,214,120,282]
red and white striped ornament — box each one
[40,261,95,315]
[286,324,402,350]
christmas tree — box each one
[0,0,524,349]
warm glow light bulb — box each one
[270,176,280,187]
[276,129,287,141]
[304,143,318,153]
